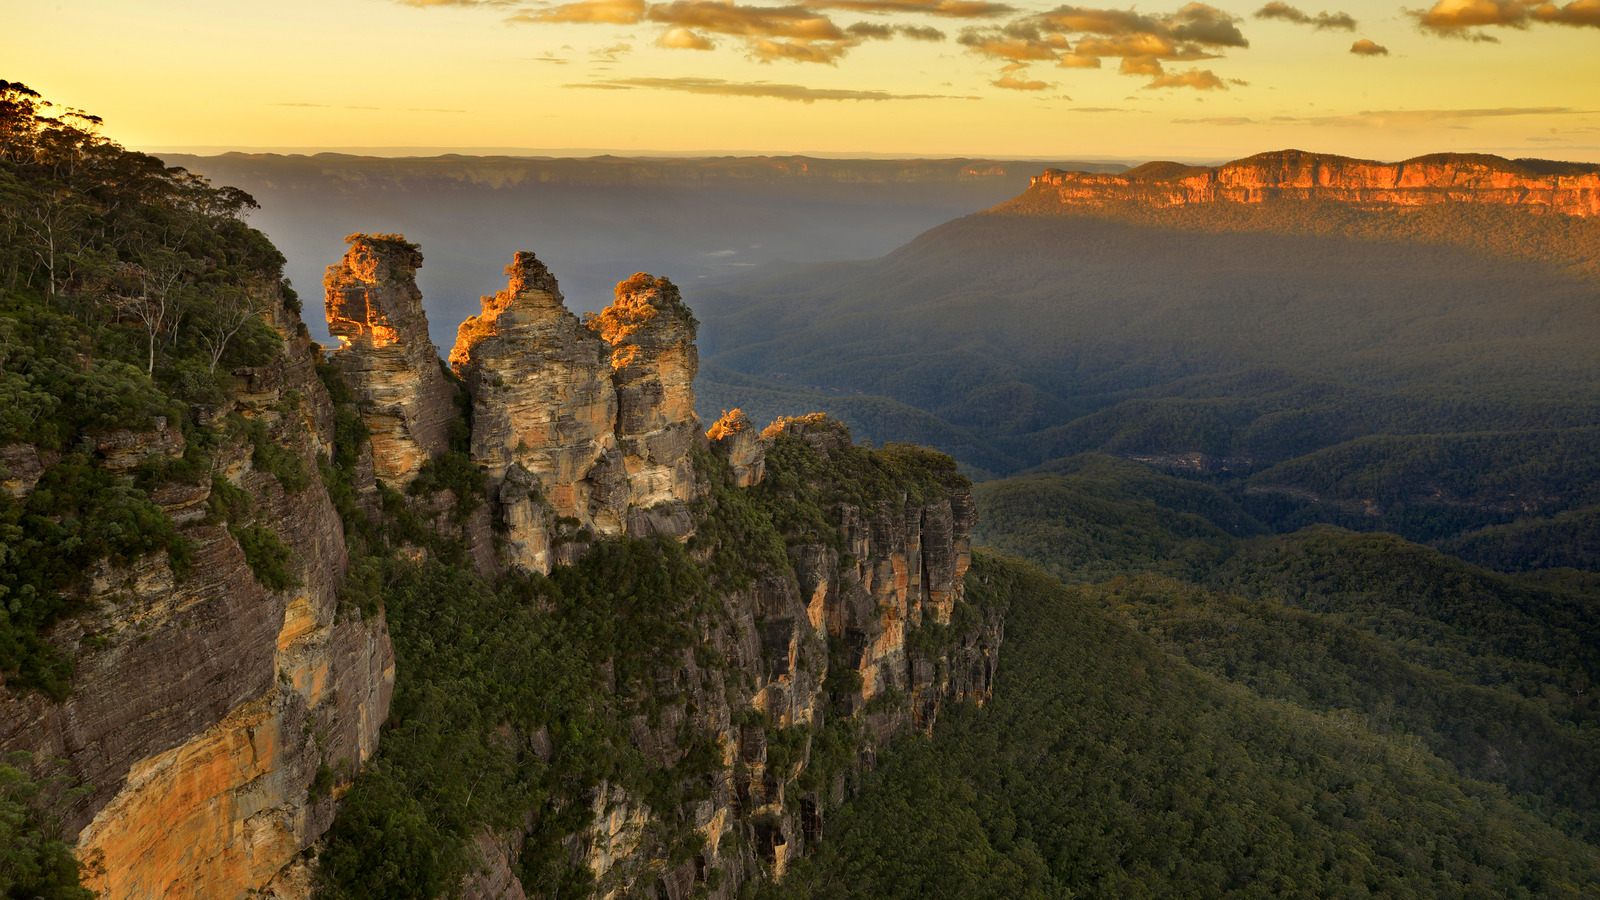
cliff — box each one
[1022,150,1600,217]
[0,289,393,900]
[324,234,457,486]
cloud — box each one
[801,0,1012,17]
[898,23,948,38]
[527,55,571,62]
[1349,37,1389,53]
[1068,105,1126,111]
[512,0,646,23]
[1144,67,1227,89]
[960,3,1250,88]
[566,75,978,101]
[658,25,719,45]
[592,42,634,58]
[1174,114,1255,123]
[1412,0,1600,38]
[638,0,858,61]
[993,62,1050,88]
[1253,2,1357,29]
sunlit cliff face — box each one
[1028,150,1600,216]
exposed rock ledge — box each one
[1028,150,1600,217]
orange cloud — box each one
[803,0,1012,16]
[1413,0,1600,37]
[1144,66,1227,89]
[962,3,1248,86]
[658,25,717,46]
[513,0,646,23]
[992,61,1050,89]
[1254,2,1358,29]
[1349,36,1389,52]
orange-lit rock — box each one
[588,273,700,533]
[1027,150,1600,217]
[0,283,393,900]
[450,251,625,573]
[325,234,457,486]
[707,409,768,488]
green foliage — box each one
[0,753,95,900]
[0,82,295,710]
[771,554,1600,899]
[973,455,1600,845]
[231,523,299,592]
[0,453,189,697]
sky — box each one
[5,0,1598,161]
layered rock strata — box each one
[1028,150,1600,217]
[0,289,394,899]
[450,254,699,573]
[324,233,457,485]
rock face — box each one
[557,413,997,900]
[588,273,700,533]
[0,289,394,900]
[1027,150,1600,217]
[450,254,699,573]
[325,234,457,485]
[707,409,768,488]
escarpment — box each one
[324,233,457,486]
[1024,150,1600,217]
[0,286,394,900]
[3,225,1002,900]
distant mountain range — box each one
[691,150,1600,560]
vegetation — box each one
[0,754,94,900]
[694,195,1600,554]
[764,554,1600,899]
[0,81,292,697]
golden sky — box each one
[5,0,1598,160]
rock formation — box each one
[0,287,393,900]
[1026,150,1600,217]
[588,273,700,535]
[324,233,457,485]
[450,254,702,573]
[707,409,768,488]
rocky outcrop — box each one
[325,233,457,486]
[0,288,393,900]
[536,413,995,900]
[707,409,768,488]
[1026,150,1600,217]
[588,273,700,533]
[450,254,702,573]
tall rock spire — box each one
[324,233,456,485]
[587,272,700,531]
[450,252,627,573]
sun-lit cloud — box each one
[566,75,978,100]
[1349,37,1389,53]
[992,62,1051,89]
[513,0,647,23]
[1253,2,1358,29]
[1412,0,1600,39]
[592,42,634,59]
[959,3,1250,89]
[1145,66,1228,89]
[801,0,1011,17]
